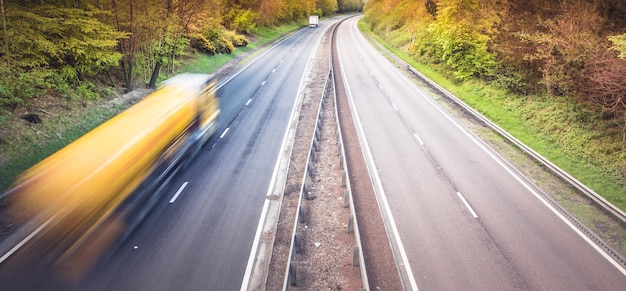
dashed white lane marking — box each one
[379,84,383,90]
[261,81,266,86]
[413,133,425,146]
[0,216,55,264]
[169,182,189,204]
[220,128,230,139]
[245,98,252,106]
[457,192,479,218]
[392,103,399,111]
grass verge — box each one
[179,22,305,74]
[0,22,306,193]
[357,19,626,212]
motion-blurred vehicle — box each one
[0,73,220,282]
[309,15,319,27]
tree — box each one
[337,0,362,13]
[520,1,604,96]
[318,0,338,16]
[111,0,137,90]
[1,0,8,58]
[0,1,126,109]
[421,0,501,80]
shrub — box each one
[233,10,257,34]
[224,31,248,47]
[214,37,235,54]
[189,34,217,55]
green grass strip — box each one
[358,19,626,211]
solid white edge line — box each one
[457,192,479,218]
[219,128,229,139]
[169,182,189,204]
[0,216,54,264]
[338,21,420,291]
[240,23,323,291]
[375,29,626,277]
[0,27,307,278]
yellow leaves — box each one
[609,34,626,59]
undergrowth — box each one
[358,19,626,211]
[0,21,307,193]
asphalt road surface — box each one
[0,18,339,291]
[335,16,626,290]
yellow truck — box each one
[3,73,219,279]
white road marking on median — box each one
[392,103,399,111]
[378,84,384,91]
[413,133,425,146]
[246,98,252,106]
[456,192,478,218]
[169,182,189,204]
[0,216,55,264]
[241,26,325,291]
[261,81,266,86]
[338,40,418,291]
[219,128,230,139]
[272,69,276,73]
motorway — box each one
[3,14,626,291]
[72,22,333,291]
[335,16,626,290]
[0,18,341,290]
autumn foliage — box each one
[0,0,363,122]
[364,0,626,141]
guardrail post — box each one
[339,154,345,169]
[295,233,302,253]
[344,189,350,208]
[299,207,305,223]
[289,261,297,286]
[302,182,310,200]
[347,214,354,234]
[307,163,313,177]
[352,246,359,267]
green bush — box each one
[189,34,217,55]
[68,82,100,104]
[0,68,52,106]
[195,26,237,54]
[214,37,235,54]
[233,9,257,34]
[224,31,248,47]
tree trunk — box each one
[112,0,136,91]
[1,0,9,57]
[148,60,162,89]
